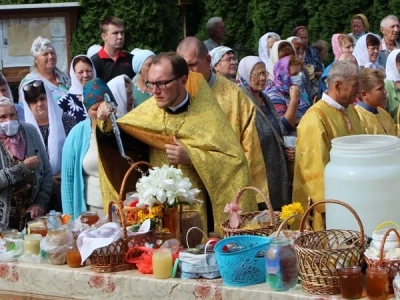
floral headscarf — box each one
[331,34,342,60]
[31,36,55,58]
[209,46,233,68]
[83,78,115,110]
[258,32,280,66]
[236,56,264,94]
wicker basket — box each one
[272,214,312,241]
[115,161,153,226]
[90,161,155,273]
[365,228,400,284]
[294,199,367,295]
[220,186,283,237]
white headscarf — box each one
[20,80,65,175]
[86,45,101,58]
[258,32,280,66]
[267,40,296,76]
[237,56,264,85]
[352,33,382,69]
[386,49,400,81]
[68,55,97,95]
[107,75,130,117]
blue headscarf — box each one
[132,49,155,74]
[83,78,115,110]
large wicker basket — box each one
[220,186,282,237]
[90,162,155,273]
[294,200,367,295]
[116,161,153,226]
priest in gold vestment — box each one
[355,68,397,136]
[292,61,364,231]
[177,37,275,209]
[96,52,257,233]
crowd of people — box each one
[0,12,399,233]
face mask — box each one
[354,32,365,39]
[290,72,304,86]
[0,120,20,137]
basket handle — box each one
[108,200,128,239]
[374,221,400,232]
[185,227,208,249]
[299,199,365,246]
[378,228,400,264]
[275,214,312,236]
[118,161,153,202]
[234,186,275,226]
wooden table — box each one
[0,262,395,299]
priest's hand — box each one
[165,136,191,165]
[97,102,112,120]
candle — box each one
[152,249,172,279]
[24,234,42,255]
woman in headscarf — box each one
[349,14,370,47]
[266,55,310,135]
[62,78,115,219]
[21,80,75,211]
[236,56,289,210]
[58,55,97,122]
[0,97,52,231]
[384,49,400,123]
[353,33,384,70]
[107,75,133,117]
[132,49,155,107]
[19,36,70,105]
[209,46,237,81]
[267,40,296,81]
[258,32,280,66]
[0,73,24,122]
[321,34,354,92]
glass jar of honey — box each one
[66,243,84,268]
[80,211,99,226]
[338,266,363,299]
[366,267,389,300]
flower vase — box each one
[162,207,180,241]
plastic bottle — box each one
[394,272,400,300]
[47,210,61,229]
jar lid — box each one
[372,229,399,240]
[24,234,42,241]
[48,227,66,233]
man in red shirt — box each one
[91,16,135,83]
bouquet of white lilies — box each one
[133,165,202,208]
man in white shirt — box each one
[378,15,400,67]
[203,17,226,52]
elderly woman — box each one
[236,56,289,210]
[293,26,324,80]
[258,32,280,66]
[209,46,237,81]
[107,75,133,117]
[62,78,115,219]
[267,41,296,80]
[321,34,354,92]
[0,97,52,231]
[353,33,384,70]
[266,56,310,135]
[19,36,70,105]
[384,50,400,123]
[349,14,370,46]
[132,49,155,107]
[58,55,97,122]
[287,37,306,61]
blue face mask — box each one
[290,72,303,86]
[354,32,365,39]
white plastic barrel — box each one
[325,134,400,236]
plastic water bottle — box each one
[47,210,61,229]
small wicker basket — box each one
[294,199,367,295]
[220,186,282,237]
[90,161,155,273]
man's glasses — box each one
[219,57,238,63]
[145,77,178,90]
[23,80,43,92]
